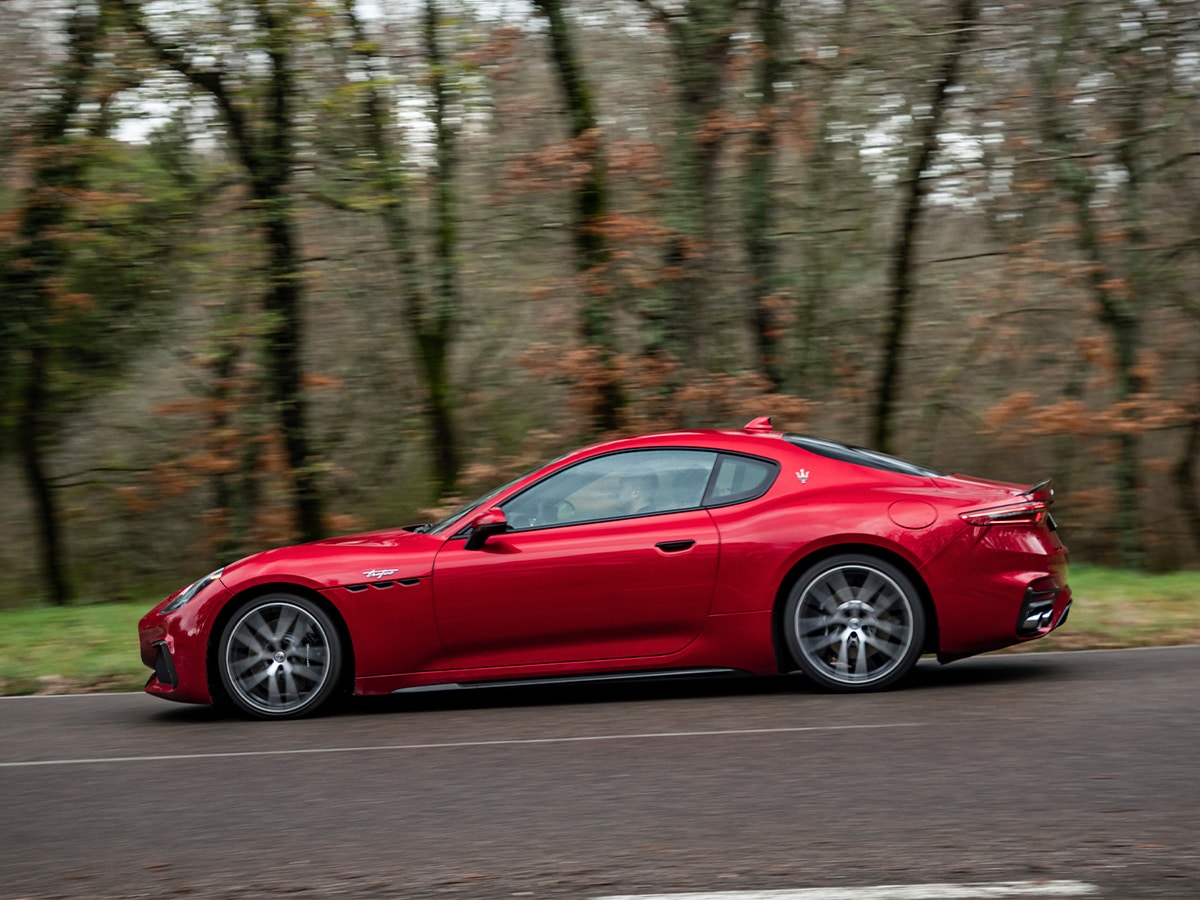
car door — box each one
[431,449,720,670]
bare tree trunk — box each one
[534,0,621,432]
[637,0,739,375]
[18,342,70,605]
[1075,197,1145,570]
[257,4,322,541]
[422,0,463,491]
[1037,1,1146,568]
[2,3,104,604]
[744,0,785,390]
[262,204,323,541]
[873,0,979,453]
[342,0,461,497]
[118,0,324,541]
[792,1,856,393]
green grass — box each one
[0,602,149,696]
[1022,564,1200,652]
[0,566,1197,696]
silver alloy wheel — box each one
[220,598,338,717]
[786,558,924,690]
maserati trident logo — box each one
[363,568,399,579]
[797,469,810,484]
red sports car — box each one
[139,417,1071,719]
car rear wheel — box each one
[217,594,342,719]
[784,554,925,692]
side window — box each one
[502,449,718,530]
[707,454,778,506]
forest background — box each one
[2,0,1199,611]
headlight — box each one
[160,568,224,615]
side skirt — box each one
[390,667,752,694]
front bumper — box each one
[138,582,231,706]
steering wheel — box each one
[538,499,576,524]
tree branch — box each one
[111,0,260,176]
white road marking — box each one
[0,721,920,769]
[592,881,1099,900]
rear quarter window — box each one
[706,454,779,506]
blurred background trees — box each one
[2,0,1198,606]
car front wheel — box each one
[784,555,925,692]
[217,594,343,719]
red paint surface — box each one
[140,424,1070,706]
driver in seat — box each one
[616,472,659,516]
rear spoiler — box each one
[1022,479,1054,503]
[962,480,1055,527]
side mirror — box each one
[465,507,508,551]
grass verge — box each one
[0,565,1196,696]
[1013,564,1200,652]
[0,602,148,696]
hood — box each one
[219,526,442,592]
[310,526,428,548]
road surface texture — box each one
[2,646,1198,899]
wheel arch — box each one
[771,542,940,673]
[205,581,357,708]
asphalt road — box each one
[2,646,1199,900]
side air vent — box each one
[349,578,421,592]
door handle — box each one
[655,540,696,553]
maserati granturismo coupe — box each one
[139,417,1071,719]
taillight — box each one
[959,500,1049,526]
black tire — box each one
[217,593,343,719]
[783,554,925,692]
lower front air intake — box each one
[153,641,178,688]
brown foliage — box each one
[518,342,812,439]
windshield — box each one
[428,454,574,535]
[428,473,528,535]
